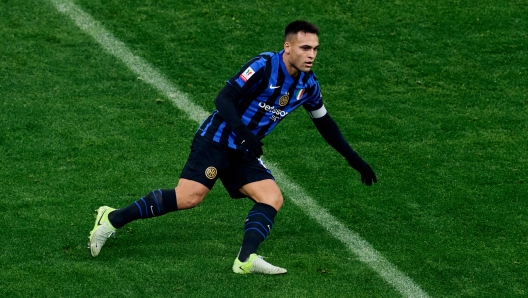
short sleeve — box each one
[227,56,267,94]
[302,82,323,112]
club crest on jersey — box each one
[279,94,290,107]
[239,67,255,82]
[205,166,217,179]
[294,89,305,100]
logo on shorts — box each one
[279,94,290,107]
[205,166,217,179]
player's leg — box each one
[108,179,210,228]
[237,179,283,260]
[89,135,220,257]
[220,155,286,274]
[88,188,179,257]
[174,178,212,210]
[107,188,177,229]
[233,179,287,274]
[89,180,210,257]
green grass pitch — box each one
[1,0,527,296]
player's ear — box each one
[284,41,291,54]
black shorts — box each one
[180,135,274,198]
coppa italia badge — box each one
[279,93,290,107]
[205,166,217,179]
[239,67,255,82]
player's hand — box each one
[234,126,263,157]
[346,154,377,186]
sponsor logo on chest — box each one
[258,101,289,122]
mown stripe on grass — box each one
[51,1,209,123]
[269,163,429,297]
[49,1,429,297]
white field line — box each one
[49,1,429,297]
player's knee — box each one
[175,179,210,210]
[259,193,283,211]
[274,193,284,210]
[185,194,205,209]
[176,189,207,210]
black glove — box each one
[346,154,377,186]
[234,126,263,157]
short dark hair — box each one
[284,20,320,41]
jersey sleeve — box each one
[227,55,267,95]
[302,82,327,119]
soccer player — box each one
[89,20,377,274]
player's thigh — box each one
[239,179,283,211]
[175,178,210,210]
[178,136,228,209]
[220,155,274,199]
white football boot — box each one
[233,254,287,274]
[88,206,116,257]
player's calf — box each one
[108,189,178,229]
[238,203,277,262]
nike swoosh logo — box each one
[97,209,108,226]
[150,205,155,216]
[269,84,281,89]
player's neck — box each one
[282,53,300,78]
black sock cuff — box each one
[253,202,278,221]
[161,189,177,212]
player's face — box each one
[283,32,319,77]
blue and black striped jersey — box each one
[198,50,324,149]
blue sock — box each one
[238,203,277,262]
[108,189,177,229]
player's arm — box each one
[215,55,264,129]
[214,83,263,157]
[214,83,245,129]
[309,105,377,186]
